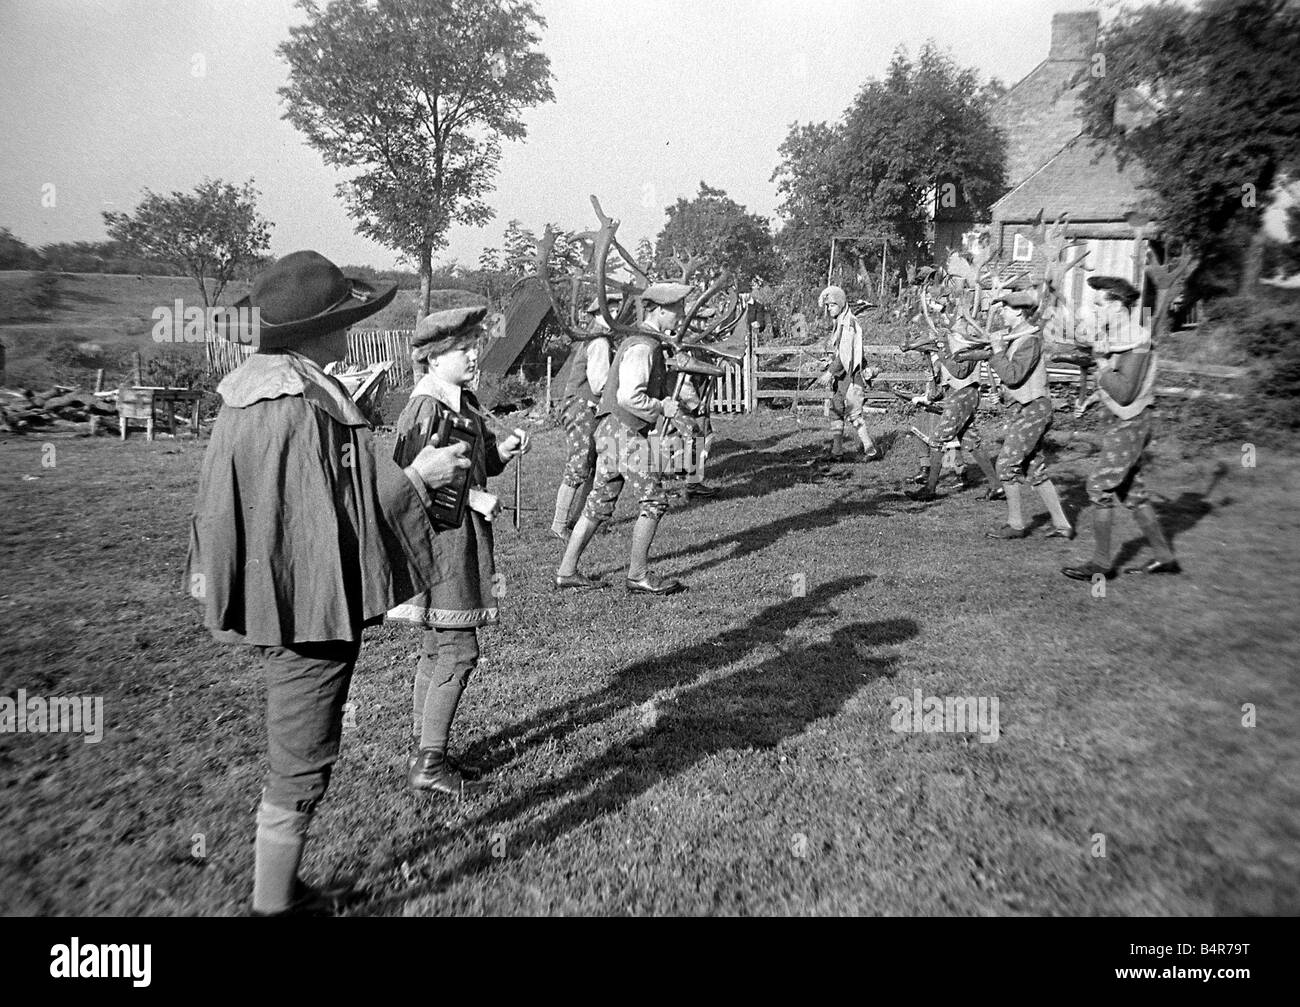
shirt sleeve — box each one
[1098,347,1152,406]
[936,344,976,380]
[587,338,611,394]
[616,343,665,422]
[991,336,1042,388]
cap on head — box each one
[1087,275,1141,310]
[413,305,488,356]
[586,291,624,314]
[642,282,692,309]
[993,289,1039,311]
[819,285,847,309]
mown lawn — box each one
[0,407,1296,916]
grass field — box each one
[0,272,479,389]
[1,406,1297,916]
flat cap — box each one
[642,282,693,307]
[819,285,847,308]
[1087,275,1141,308]
[994,289,1039,309]
[413,305,487,350]
[586,291,624,314]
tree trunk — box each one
[1239,222,1267,300]
[419,244,433,317]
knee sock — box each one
[253,800,312,914]
[569,476,594,527]
[1133,503,1175,563]
[412,668,430,739]
[971,449,999,486]
[925,447,943,495]
[557,515,600,577]
[419,630,477,750]
[853,420,876,454]
[628,514,661,581]
[830,431,845,456]
[1091,507,1115,568]
[1035,480,1072,529]
[1004,482,1025,528]
[552,483,577,533]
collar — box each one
[217,351,368,426]
[411,370,464,413]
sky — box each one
[0,0,1180,272]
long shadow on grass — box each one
[595,486,907,583]
[366,576,904,912]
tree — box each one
[102,179,272,306]
[772,42,1005,292]
[278,0,554,315]
[0,228,42,271]
[653,182,776,288]
[1079,0,1300,297]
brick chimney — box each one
[1048,10,1099,62]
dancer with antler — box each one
[1062,274,1181,581]
[815,285,880,463]
[551,292,619,539]
[977,288,1075,540]
[555,281,692,594]
[904,280,1003,501]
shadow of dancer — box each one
[366,603,915,913]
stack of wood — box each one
[0,385,118,434]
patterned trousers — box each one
[1086,411,1153,509]
[996,396,1053,485]
[584,415,670,522]
[933,384,982,447]
[560,398,599,488]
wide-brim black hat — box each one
[213,250,397,348]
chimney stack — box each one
[1049,10,1099,62]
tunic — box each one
[386,372,505,629]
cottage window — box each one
[1012,234,1034,262]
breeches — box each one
[1086,411,1153,509]
[996,397,1053,485]
[583,416,670,522]
[933,384,981,446]
[255,638,361,814]
[829,371,869,425]
[561,399,599,487]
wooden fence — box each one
[205,330,415,383]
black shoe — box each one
[408,748,482,797]
[250,879,349,917]
[862,448,883,462]
[1132,559,1182,575]
[1044,525,1075,540]
[905,487,938,501]
[909,468,929,485]
[625,572,684,595]
[985,524,1030,539]
[549,525,572,542]
[684,481,717,497]
[1061,562,1116,582]
[983,486,1006,501]
[408,747,482,780]
[554,571,607,591]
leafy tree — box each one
[653,182,776,288]
[772,42,1005,292]
[102,178,272,306]
[278,0,554,315]
[1079,0,1300,297]
[0,227,42,271]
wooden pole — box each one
[545,356,552,414]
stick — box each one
[513,451,522,531]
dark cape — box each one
[185,351,442,646]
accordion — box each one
[425,412,479,529]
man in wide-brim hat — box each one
[186,250,470,915]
